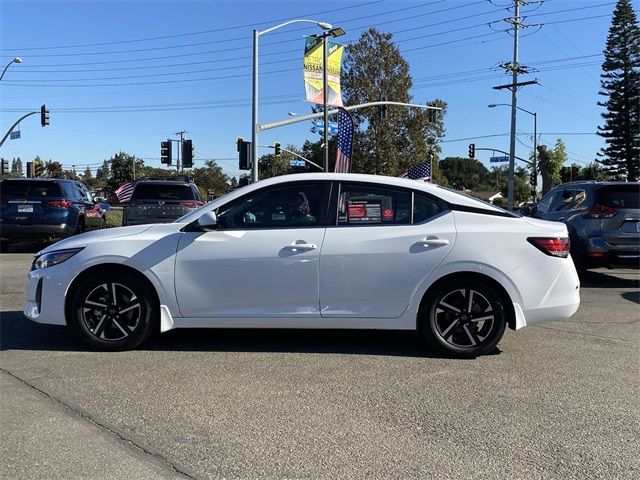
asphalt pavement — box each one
[1,243,638,479]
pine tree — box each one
[597,0,640,180]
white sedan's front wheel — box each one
[421,279,507,358]
[70,272,156,350]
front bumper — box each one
[24,263,75,326]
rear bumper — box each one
[574,235,640,267]
[0,223,75,240]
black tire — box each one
[0,240,10,253]
[419,279,507,358]
[70,271,157,350]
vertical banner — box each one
[303,36,344,107]
[335,107,354,173]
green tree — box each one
[96,160,110,183]
[44,160,64,178]
[191,160,231,199]
[439,157,491,190]
[538,139,567,195]
[341,28,448,177]
[597,0,640,180]
[106,151,144,194]
[495,165,530,206]
[560,163,582,183]
[11,157,22,175]
[580,162,609,181]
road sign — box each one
[10,131,20,140]
[490,156,509,163]
[289,160,306,167]
[314,121,338,134]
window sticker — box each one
[383,208,393,219]
[272,212,286,221]
[347,199,382,223]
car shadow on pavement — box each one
[578,269,640,289]
[0,310,499,359]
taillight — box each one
[180,201,204,208]
[47,199,72,208]
[527,237,570,258]
[585,204,617,219]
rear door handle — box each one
[415,237,449,247]
[284,242,317,252]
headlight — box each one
[32,248,83,270]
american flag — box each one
[115,181,135,203]
[400,159,432,182]
[334,107,354,173]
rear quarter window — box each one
[598,185,640,209]
[131,184,195,201]
[0,180,62,197]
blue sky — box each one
[0,0,629,180]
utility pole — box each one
[175,130,186,173]
[322,35,329,173]
[493,0,538,210]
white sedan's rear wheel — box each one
[70,271,156,350]
[421,279,507,358]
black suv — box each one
[0,178,105,252]
[121,178,204,226]
[522,181,640,268]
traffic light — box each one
[0,159,8,175]
[237,137,251,170]
[34,160,44,177]
[40,105,50,127]
[427,109,437,123]
[182,139,193,168]
[161,140,172,165]
[274,142,281,156]
[468,143,475,159]
[26,162,33,178]
[529,170,537,187]
[379,94,387,120]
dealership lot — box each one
[1,246,639,479]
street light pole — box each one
[250,19,332,184]
[0,57,22,82]
[489,103,538,202]
[323,36,329,173]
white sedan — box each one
[24,173,580,358]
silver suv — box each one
[524,181,639,269]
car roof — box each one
[134,179,193,185]
[1,177,69,183]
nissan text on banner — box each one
[303,36,344,107]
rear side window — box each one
[413,193,445,223]
[337,185,411,225]
[0,180,62,197]
[598,185,640,209]
[131,183,195,201]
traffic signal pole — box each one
[0,111,37,149]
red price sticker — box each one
[383,208,393,219]
[348,204,367,218]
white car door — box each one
[319,183,456,318]
[175,181,329,318]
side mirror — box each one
[196,211,218,231]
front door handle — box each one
[415,237,449,247]
[284,242,317,252]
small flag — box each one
[334,107,354,173]
[400,159,432,182]
[115,181,135,203]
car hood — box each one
[37,225,156,255]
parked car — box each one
[0,178,105,252]
[521,181,640,269]
[121,178,204,226]
[24,173,580,357]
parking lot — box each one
[1,244,639,479]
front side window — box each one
[217,184,325,229]
[337,185,411,225]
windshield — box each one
[173,189,234,223]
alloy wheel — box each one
[81,282,141,341]
[433,288,496,348]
